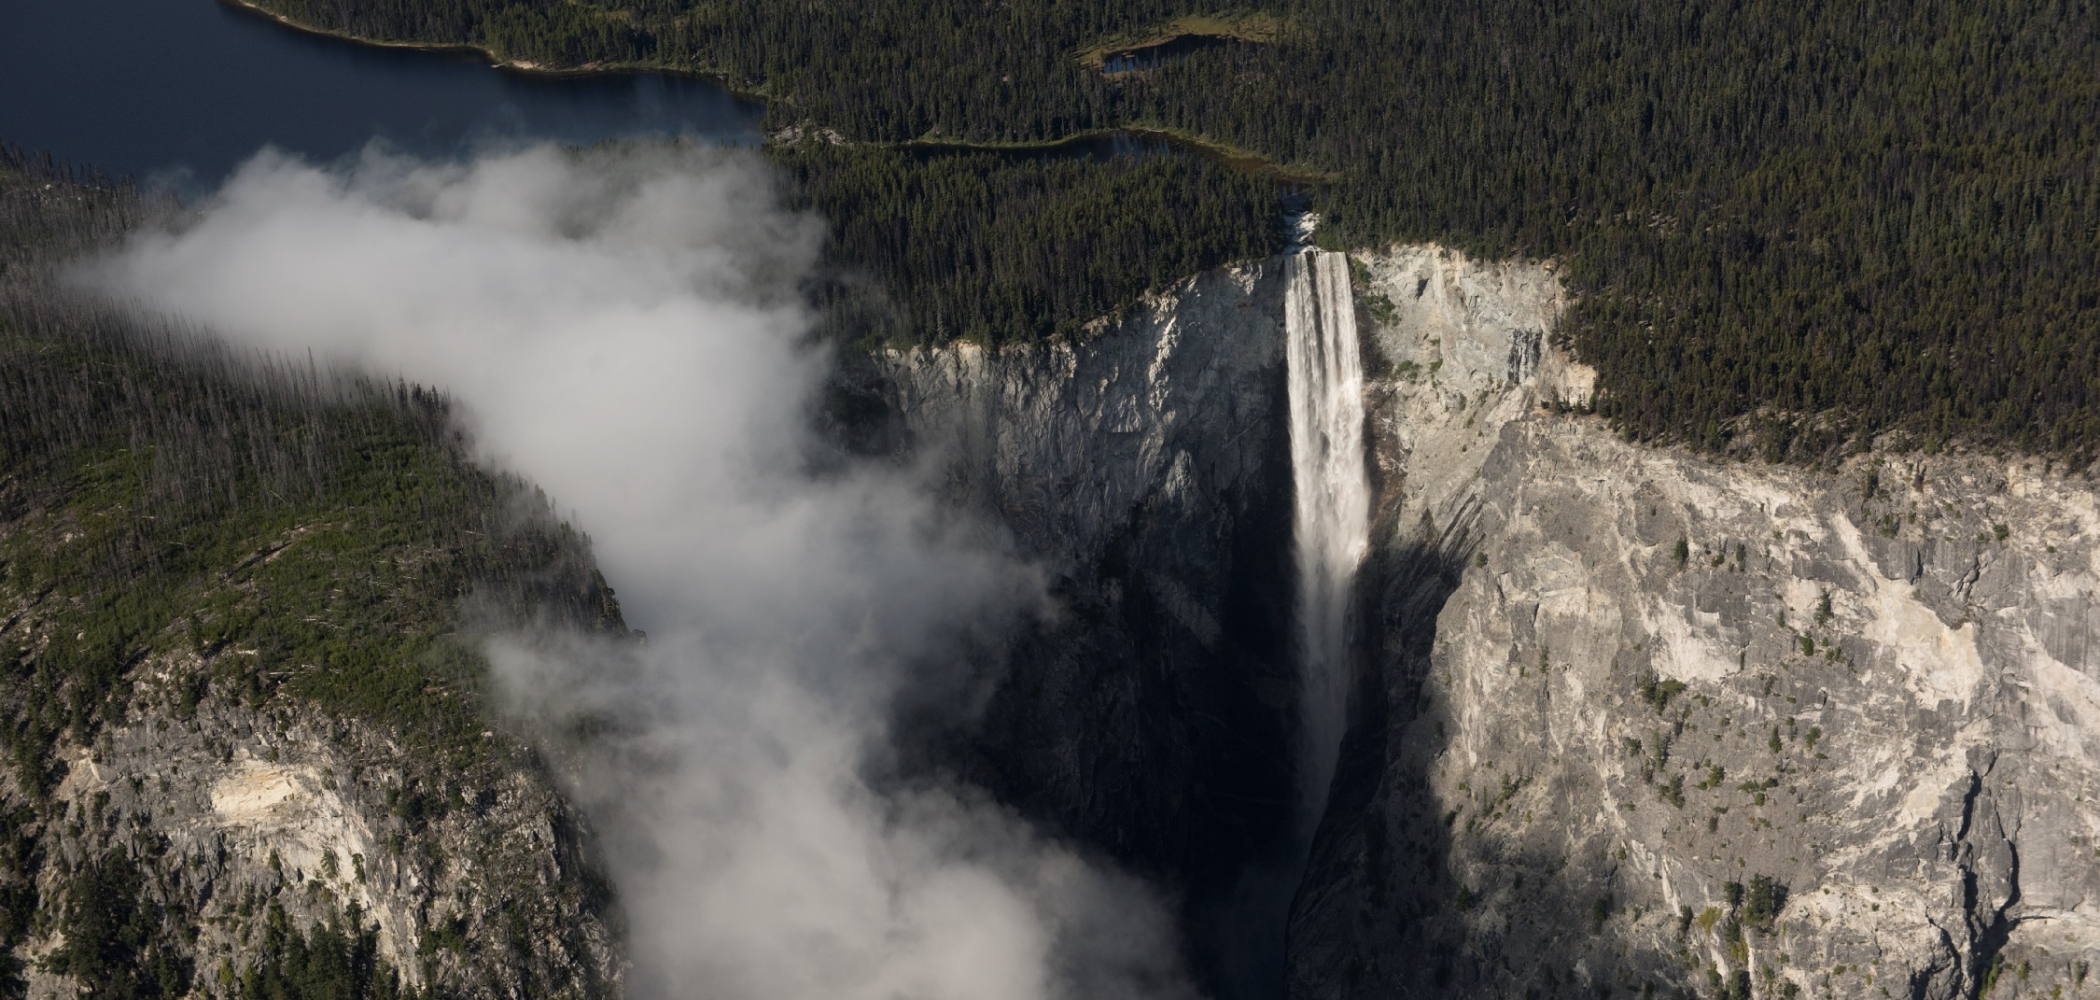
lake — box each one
[0,0,762,192]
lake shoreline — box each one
[217,0,1326,185]
[216,0,768,99]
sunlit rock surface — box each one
[871,244,2100,1000]
[1290,245,2100,1000]
[0,639,618,1000]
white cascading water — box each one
[1284,249,1371,834]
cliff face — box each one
[870,243,2100,1000]
[875,261,1304,992]
[1290,247,2100,1000]
[22,233,2089,1000]
[0,564,621,1000]
[24,680,613,1000]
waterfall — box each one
[1201,250,1372,1000]
[1284,250,1371,833]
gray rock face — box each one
[0,558,621,999]
[875,261,1305,994]
[1289,246,2100,1000]
[57,236,2075,1000]
[874,241,2100,1000]
[0,639,620,1000]
[880,261,1288,573]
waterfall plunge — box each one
[1284,250,1371,834]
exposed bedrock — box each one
[0,622,622,1000]
[865,242,2100,1000]
[0,517,625,999]
[870,260,1303,998]
[1292,247,2100,1000]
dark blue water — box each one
[0,0,762,192]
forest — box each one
[772,142,1282,347]
[244,0,2100,463]
[0,148,616,999]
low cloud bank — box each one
[87,143,1194,1000]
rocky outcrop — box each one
[0,443,624,999]
[1288,245,2100,1000]
[0,626,620,1000]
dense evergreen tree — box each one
[0,148,617,1000]
[242,0,2100,461]
[0,146,619,809]
[238,904,412,1000]
[47,851,192,1000]
[772,143,1283,346]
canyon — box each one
[6,236,2097,1000]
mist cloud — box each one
[87,143,1194,1000]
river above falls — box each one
[0,0,762,192]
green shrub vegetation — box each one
[237,903,416,1000]
[1,151,620,792]
[1658,773,1685,808]
[1636,671,1686,714]
[1742,874,1783,928]
[46,849,193,1000]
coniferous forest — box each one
[0,151,618,773]
[3,7,2095,998]
[0,150,626,999]
[228,1,2100,458]
[775,144,1283,346]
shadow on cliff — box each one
[822,348,1307,1000]
[1287,500,1492,998]
[1290,485,1708,1000]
